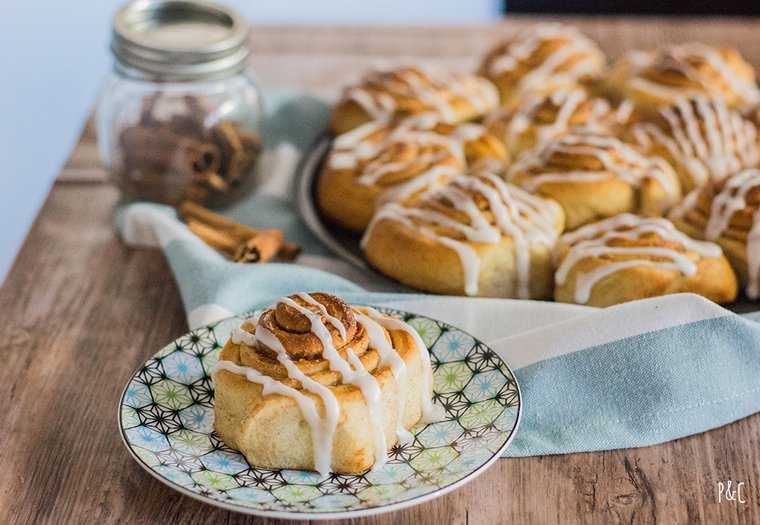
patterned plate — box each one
[119,308,521,520]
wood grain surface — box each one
[5,18,760,524]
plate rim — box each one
[118,307,522,520]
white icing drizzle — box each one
[487,23,603,96]
[556,214,722,304]
[342,65,498,124]
[362,173,561,297]
[211,360,332,471]
[667,187,700,222]
[255,325,339,477]
[487,89,613,152]
[509,133,679,198]
[633,97,758,188]
[359,306,445,424]
[231,312,260,346]
[354,310,414,445]
[375,165,461,207]
[328,122,468,206]
[278,296,388,468]
[357,131,465,185]
[697,169,760,299]
[622,43,760,105]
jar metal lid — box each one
[111,0,250,81]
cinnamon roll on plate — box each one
[213,292,442,475]
[554,214,737,307]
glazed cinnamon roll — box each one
[631,97,759,192]
[554,214,737,307]
[485,89,629,157]
[213,292,441,475]
[670,168,760,299]
[606,43,760,118]
[479,23,606,103]
[508,132,682,230]
[330,65,499,135]
[317,117,508,232]
[362,172,565,298]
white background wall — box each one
[0,0,502,284]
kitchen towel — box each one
[118,90,760,457]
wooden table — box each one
[3,18,760,524]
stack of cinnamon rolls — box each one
[316,23,760,307]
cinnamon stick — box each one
[115,94,261,208]
[186,219,239,253]
[233,229,284,263]
[178,201,301,261]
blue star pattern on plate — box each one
[118,308,521,518]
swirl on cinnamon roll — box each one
[606,43,760,118]
[401,112,511,174]
[554,214,737,307]
[631,97,759,192]
[479,23,606,103]
[213,292,441,475]
[361,172,565,298]
[507,132,682,230]
[317,116,509,232]
[485,89,630,157]
[670,169,760,299]
[330,65,499,135]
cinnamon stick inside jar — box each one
[98,0,263,208]
[114,95,261,207]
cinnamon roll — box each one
[607,43,760,118]
[670,168,760,299]
[479,23,606,103]
[361,172,565,298]
[631,97,759,192]
[316,117,508,232]
[330,65,499,135]
[213,292,441,475]
[507,132,682,230]
[554,214,737,307]
[485,89,629,157]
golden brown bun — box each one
[741,101,760,153]
[423,119,510,176]
[485,89,629,157]
[630,97,759,192]
[606,43,760,119]
[362,172,565,298]
[316,117,508,233]
[479,23,606,103]
[330,66,499,135]
[554,214,737,307]
[507,132,682,230]
[213,293,430,474]
[670,169,760,299]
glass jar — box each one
[97,0,263,207]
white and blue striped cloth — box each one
[119,91,760,457]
